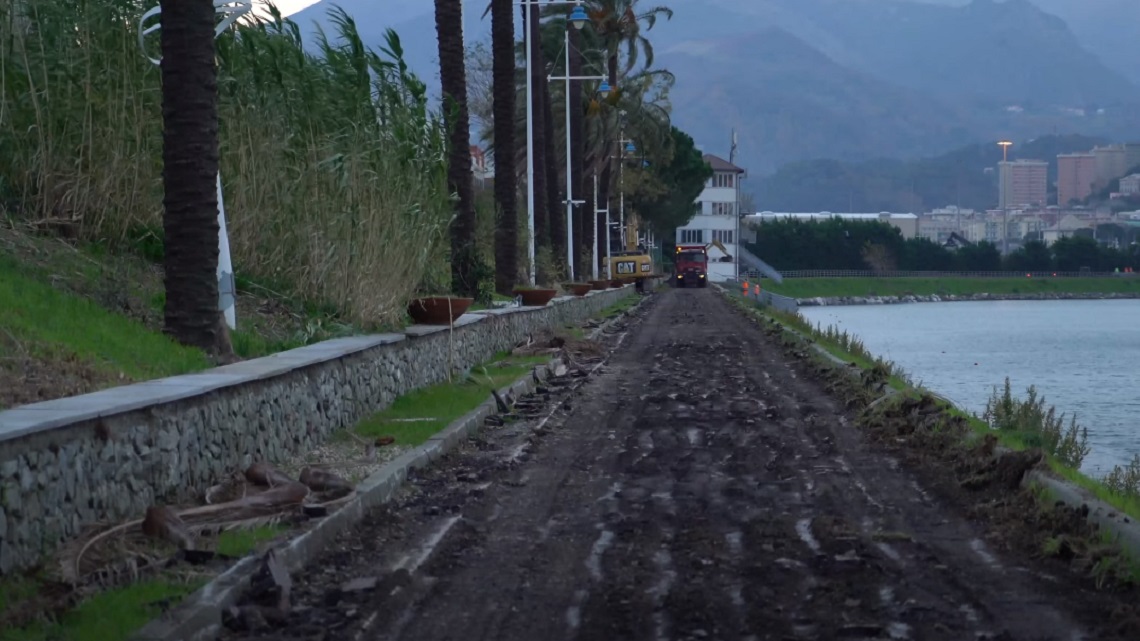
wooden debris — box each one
[245,462,296,488]
[141,506,195,550]
[299,467,352,493]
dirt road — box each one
[225,288,1130,641]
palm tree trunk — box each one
[568,25,586,279]
[435,0,478,297]
[159,0,232,357]
[491,0,518,292]
[541,46,564,276]
[524,3,550,265]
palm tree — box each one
[159,0,233,356]
[541,45,564,274]
[434,0,479,297]
[583,0,671,266]
[587,0,672,85]
[491,0,518,291]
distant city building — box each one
[470,145,494,187]
[1093,145,1130,189]
[1120,174,1140,196]
[1056,153,1097,206]
[998,160,1048,209]
[1124,143,1140,174]
[675,154,746,282]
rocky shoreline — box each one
[797,292,1140,307]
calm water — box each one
[800,300,1140,475]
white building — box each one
[1120,174,1140,196]
[674,154,745,282]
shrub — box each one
[1103,455,1140,500]
[983,378,1090,468]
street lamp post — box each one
[519,0,590,284]
[601,136,635,277]
[618,137,635,251]
[593,173,607,280]
[547,17,608,281]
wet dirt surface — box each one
[223,288,1135,641]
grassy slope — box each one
[0,252,210,408]
[766,277,1140,299]
[0,225,374,408]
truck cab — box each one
[673,245,708,288]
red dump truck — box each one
[673,244,708,288]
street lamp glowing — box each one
[998,140,1013,162]
[625,142,636,153]
[598,80,611,98]
[569,4,588,29]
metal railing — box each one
[737,247,784,283]
[775,270,1137,279]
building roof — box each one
[703,154,745,174]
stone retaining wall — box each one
[0,288,635,574]
[797,292,1140,307]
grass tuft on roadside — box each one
[354,354,553,445]
[0,525,286,641]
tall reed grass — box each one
[0,1,453,326]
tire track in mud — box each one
[222,289,1104,641]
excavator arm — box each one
[706,239,732,258]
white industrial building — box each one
[674,154,746,282]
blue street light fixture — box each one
[598,80,611,99]
[626,142,636,153]
[569,4,588,29]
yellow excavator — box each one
[607,214,655,284]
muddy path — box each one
[222,288,1133,641]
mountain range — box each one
[286,0,1140,180]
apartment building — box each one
[1057,153,1096,206]
[1094,145,1130,189]
[1121,174,1140,196]
[998,160,1048,209]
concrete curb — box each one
[131,288,648,641]
[718,285,1140,566]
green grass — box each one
[0,525,284,641]
[354,354,553,445]
[0,253,210,383]
[215,525,285,558]
[0,578,203,641]
[765,276,1140,299]
[600,292,639,316]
